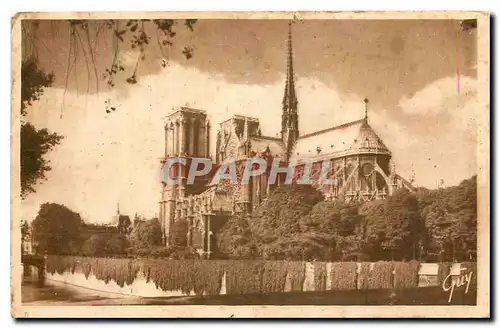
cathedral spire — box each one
[282,21,297,111]
[363,98,369,122]
[281,21,299,161]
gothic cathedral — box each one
[158,22,414,256]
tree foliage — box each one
[420,175,477,261]
[21,59,54,116]
[170,218,188,247]
[117,215,132,235]
[29,177,477,262]
[216,176,477,262]
[383,189,425,260]
[81,234,108,256]
[20,123,63,196]
[358,200,387,260]
[303,200,363,261]
[22,19,197,113]
[31,202,83,255]
[105,234,129,255]
[129,217,163,250]
[251,185,324,241]
[67,19,197,91]
[216,214,256,259]
[20,60,63,197]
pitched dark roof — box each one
[291,118,390,163]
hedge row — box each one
[358,263,370,289]
[261,261,288,293]
[46,256,141,287]
[45,256,467,294]
[141,259,224,294]
[287,261,306,291]
[368,261,394,289]
[225,260,264,295]
[313,262,327,291]
[46,255,77,275]
[394,261,420,289]
[331,262,357,290]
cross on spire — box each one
[363,98,369,121]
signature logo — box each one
[442,268,473,303]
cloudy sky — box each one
[22,19,478,223]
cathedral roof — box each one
[349,120,390,154]
[250,136,285,158]
[290,118,390,164]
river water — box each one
[22,274,195,305]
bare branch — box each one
[85,24,100,95]
[60,24,74,119]
[74,27,91,108]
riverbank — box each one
[22,282,476,306]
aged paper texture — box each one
[11,11,490,318]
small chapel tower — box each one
[281,21,299,161]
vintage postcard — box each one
[11,11,490,318]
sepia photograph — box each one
[11,11,490,318]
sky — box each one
[21,19,478,224]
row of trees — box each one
[26,175,476,262]
[217,176,477,262]
[26,202,193,259]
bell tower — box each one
[159,106,209,246]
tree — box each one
[250,185,324,243]
[383,189,425,260]
[21,123,63,196]
[31,203,83,255]
[170,218,188,247]
[213,185,325,260]
[420,175,477,261]
[21,59,54,115]
[302,200,363,261]
[358,200,388,260]
[217,185,324,260]
[449,176,477,260]
[105,234,129,255]
[216,214,256,259]
[260,232,333,261]
[129,217,163,250]
[20,60,64,197]
[81,234,108,256]
[117,215,132,235]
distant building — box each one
[104,203,132,235]
[158,22,415,255]
[22,234,33,255]
[21,221,34,255]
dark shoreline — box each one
[22,282,476,306]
